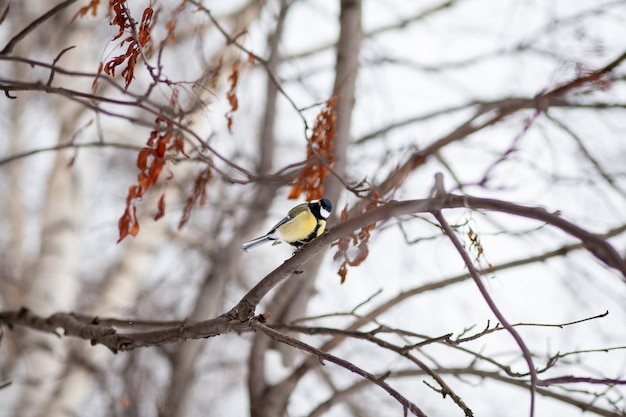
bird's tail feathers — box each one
[241,234,278,252]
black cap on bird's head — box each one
[319,198,332,215]
[310,198,332,220]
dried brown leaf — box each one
[154,193,166,221]
[338,263,348,284]
[225,61,240,133]
[178,168,212,229]
[72,0,100,21]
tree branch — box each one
[0,0,79,56]
[432,207,538,416]
[251,321,428,417]
[2,188,623,350]
[0,308,252,353]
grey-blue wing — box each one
[268,214,292,233]
[268,203,308,232]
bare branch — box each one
[233,193,626,324]
[252,321,429,417]
[0,55,254,181]
[456,369,626,417]
[0,0,79,56]
[546,112,626,198]
[286,0,459,61]
[277,323,473,415]
[0,308,255,353]
[0,141,142,167]
[352,49,626,206]
[431,203,538,417]
[454,311,610,343]
[188,0,310,136]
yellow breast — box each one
[276,210,324,243]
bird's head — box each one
[312,198,332,220]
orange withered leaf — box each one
[165,2,187,44]
[194,169,212,205]
[117,210,131,243]
[103,54,126,77]
[127,184,138,201]
[120,51,138,89]
[117,201,139,243]
[156,138,168,157]
[110,0,130,41]
[72,0,100,22]
[173,137,190,158]
[154,193,166,221]
[225,61,240,133]
[137,148,152,171]
[129,206,140,237]
[178,168,212,229]
[148,157,164,187]
[138,7,153,47]
[226,117,233,133]
[338,263,348,284]
[228,61,240,88]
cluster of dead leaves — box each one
[288,96,337,201]
[223,54,257,133]
[333,194,381,284]
[117,90,190,242]
[78,0,156,90]
[225,61,240,133]
[74,2,220,240]
[73,3,341,245]
[76,0,191,91]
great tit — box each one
[241,198,333,252]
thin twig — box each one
[0,0,79,55]
[0,141,141,167]
[252,321,428,417]
[273,323,473,415]
[546,112,626,198]
[188,0,309,136]
[454,311,610,343]
[431,175,537,417]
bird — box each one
[241,198,333,252]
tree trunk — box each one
[249,1,362,415]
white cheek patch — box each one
[319,206,331,219]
